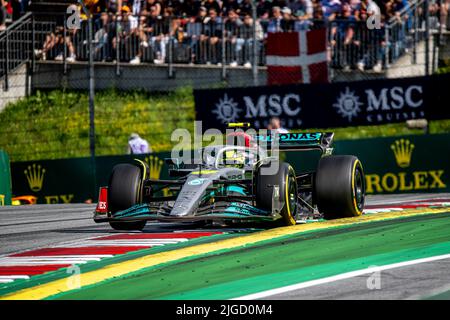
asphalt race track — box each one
[0,203,214,256]
[1,193,450,300]
[0,193,445,255]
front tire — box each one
[108,163,146,231]
[314,155,365,220]
[255,161,298,226]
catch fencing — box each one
[0,0,443,92]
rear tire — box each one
[314,155,365,220]
[255,161,297,226]
[108,163,146,231]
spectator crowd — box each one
[3,0,448,70]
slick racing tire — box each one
[255,161,298,226]
[314,155,365,220]
[108,163,146,231]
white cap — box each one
[281,7,292,14]
[129,133,140,140]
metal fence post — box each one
[88,15,97,196]
[168,18,174,79]
[432,33,437,73]
[384,25,390,69]
[425,0,430,76]
[31,14,35,74]
[25,61,30,97]
[4,28,9,91]
[115,16,120,76]
[412,3,418,64]
[221,19,226,81]
[251,1,258,86]
[63,12,68,75]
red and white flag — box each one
[266,29,329,85]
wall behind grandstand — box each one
[9,134,450,204]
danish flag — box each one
[266,29,329,85]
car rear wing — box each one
[252,132,334,153]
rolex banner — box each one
[283,134,449,194]
[8,134,450,204]
[194,73,450,130]
[0,150,12,206]
[331,134,450,194]
[10,153,171,204]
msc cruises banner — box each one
[194,73,450,130]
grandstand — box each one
[0,0,447,84]
[0,1,447,110]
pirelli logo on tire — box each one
[365,139,447,194]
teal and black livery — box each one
[93,129,365,231]
[253,132,334,151]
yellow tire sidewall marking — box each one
[285,167,296,225]
[352,159,363,216]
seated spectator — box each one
[184,6,208,63]
[107,0,121,13]
[223,0,240,15]
[94,12,115,61]
[240,13,264,68]
[267,6,284,32]
[203,0,221,14]
[322,0,342,21]
[144,0,162,16]
[130,0,144,16]
[280,6,295,31]
[290,0,313,31]
[257,0,272,19]
[225,9,243,66]
[0,0,6,31]
[238,0,253,16]
[36,25,77,62]
[334,3,360,71]
[201,8,223,65]
[135,4,168,64]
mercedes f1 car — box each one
[94,130,365,231]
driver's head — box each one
[224,150,246,166]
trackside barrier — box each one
[0,150,12,205]
[9,133,450,204]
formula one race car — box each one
[94,129,365,231]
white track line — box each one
[233,253,450,300]
[92,239,189,243]
[72,240,186,247]
[0,257,104,262]
[364,208,404,214]
[0,255,113,260]
[0,276,30,280]
[0,261,90,266]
